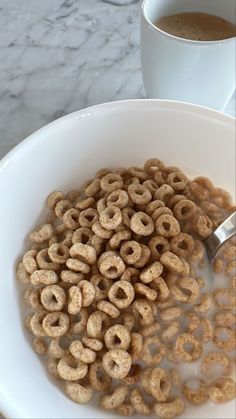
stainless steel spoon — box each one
[205,211,236,259]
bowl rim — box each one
[0,99,235,419]
[0,99,235,176]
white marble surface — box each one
[0,0,235,161]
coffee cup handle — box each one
[222,88,236,115]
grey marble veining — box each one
[0,0,144,159]
[0,0,235,161]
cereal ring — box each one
[60,270,84,284]
[152,206,173,221]
[133,244,151,268]
[121,364,141,385]
[150,276,170,301]
[160,251,183,274]
[105,325,131,350]
[154,397,185,419]
[65,381,93,404]
[109,230,131,249]
[88,360,111,391]
[141,337,166,366]
[196,214,213,238]
[100,173,123,193]
[140,261,163,284]
[47,357,60,379]
[143,179,158,194]
[154,184,174,203]
[213,288,236,310]
[132,299,154,326]
[92,220,113,239]
[69,242,97,265]
[190,239,205,263]
[201,352,231,376]
[130,388,151,415]
[194,293,213,313]
[96,167,111,179]
[214,312,236,327]
[175,277,200,304]
[101,385,128,410]
[225,259,236,276]
[30,269,58,285]
[128,183,152,204]
[41,285,66,311]
[99,206,122,230]
[116,403,134,416]
[230,276,236,290]
[213,326,236,351]
[97,300,120,318]
[99,255,125,279]
[106,189,128,209]
[49,337,67,359]
[130,211,154,236]
[155,214,180,237]
[79,208,98,228]
[222,245,236,261]
[30,310,47,337]
[84,178,101,197]
[160,306,182,322]
[90,274,112,302]
[144,158,165,174]
[32,337,47,355]
[23,249,38,274]
[47,191,65,210]
[167,194,186,209]
[62,208,80,230]
[66,258,90,273]
[189,181,209,201]
[82,337,103,352]
[69,308,88,334]
[170,233,194,257]
[140,322,160,339]
[36,248,60,271]
[42,312,69,337]
[120,240,142,265]
[29,224,54,243]
[108,280,135,308]
[183,377,208,405]
[174,333,203,362]
[48,243,69,264]
[122,207,135,228]
[16,262,30,284]
[118,313,136,332]
[75,196,95,210]
[149,367,171,402]
[208,377,236,403]
[70,340,96,364]
[24,288,42,310]
[146,199,165,215]
[167,171,188,191]
[161,320,180,343]
[121,267,140,283]
[134,282,157,301]
[78,280,95,307]
[129,333,143,362]
[55,199,72,219]
[87,310,110,339]
[67,189,80,202]
[128,166,148,180]
[102,349,132,379]
[173,199,196,220]
[68,286,82,314]
[211,187,232,209]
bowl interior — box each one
[0,100,235,419]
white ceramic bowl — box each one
[0,100,235,419]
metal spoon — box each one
[205,211,236,259]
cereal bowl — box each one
[0,100,235,419]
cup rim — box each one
[141,0,236,45]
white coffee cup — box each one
[140,0,236,111]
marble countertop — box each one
[0,0,235,161]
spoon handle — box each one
[205,211,236,260]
